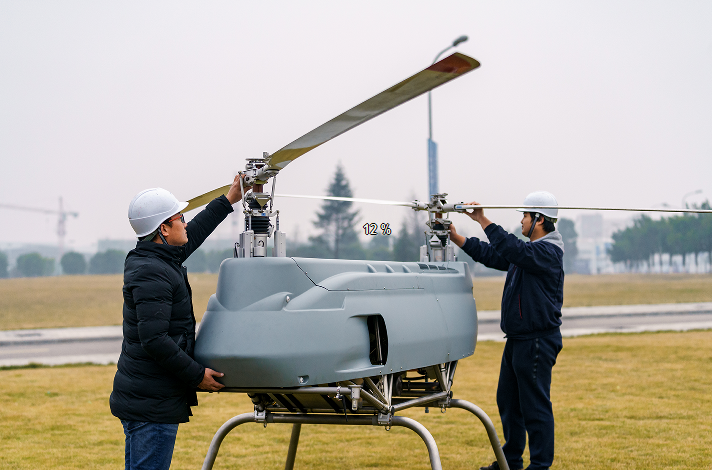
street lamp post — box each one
[427,35,468,197]
[682,189,703,209]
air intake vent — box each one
[367,315,388,366]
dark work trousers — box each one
[497,331,563,470]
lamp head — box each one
[452,35,468,47]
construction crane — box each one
[0,197,79,258]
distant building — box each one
[575,214,632,274]
[578,213,603,239]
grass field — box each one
[1,330,710,469]
[2,273,712,330]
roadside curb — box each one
[2,302,712,345]
[0,326,123,346]
[476,301,712,323]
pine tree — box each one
[313,164,362,259]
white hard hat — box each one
[128,188,188,238]
[516,191,559,219]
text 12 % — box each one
[363,223,392,236]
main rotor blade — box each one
[184,185,231,213]
[276,193,417,207]
[265,53,480,171]
[184,53,479,212]
[455,204,712,214]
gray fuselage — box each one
[194,257,478,387]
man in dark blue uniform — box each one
[111,175,249,470]
[449,191,564,470]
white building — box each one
[575,214,632,274]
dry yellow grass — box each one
[561,273,712,307]
[470,273,712,311]
[0,275,125,329]
[0,273,219,330]
[1,331,711,469]
[2,273,712,330]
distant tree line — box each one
[183,248,234,273]
[17,253,55,276]
[0,248,244,277]
[608,202,712,270]
[0,251,56,278]
[56,249,126,276]
[0,249,128,277]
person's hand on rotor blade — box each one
[461,201,492,230]
[226,174,252,205]
[448,223,466,248]
[198,368,225,392]
[461,201,483,221]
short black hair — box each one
[528,212,555,233]
[140,218,173,242]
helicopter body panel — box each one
[194,257,478,387]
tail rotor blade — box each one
[265,53,480,171]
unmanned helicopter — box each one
[183,51,712,470]
[181,52,509,470]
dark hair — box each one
[140,219,173,242]
[528,212,555,233]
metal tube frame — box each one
[200,397,508,470]
[201,411,443,470]
[284,423,301,470]
[450,399,510,470]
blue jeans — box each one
[121,420,179,470]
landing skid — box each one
[200,367,508,470]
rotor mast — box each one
[415,194,456,263]
[235,154,286,258]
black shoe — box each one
[479,461,523,470]
[479,462,499,470]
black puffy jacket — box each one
[110,196,233,423]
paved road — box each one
[0,339,122,367]
[477,310,712,341]
[2,302,712,367]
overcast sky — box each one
[1,1,711,252]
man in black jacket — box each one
[111,175,248,470]
[449,191,564,470]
